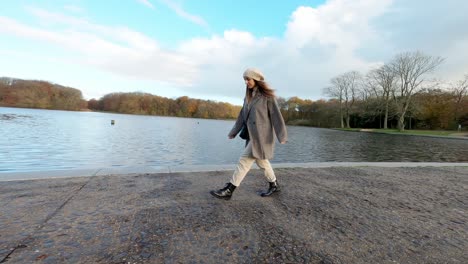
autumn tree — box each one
[88,99,100,110]
[0,78,84,110]
[276,97,289,122]
[414,88,453,129]
[311,99,340,127]
[451,74,468,128]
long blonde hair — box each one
[246,80,275,102]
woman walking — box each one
[210,68,287,200]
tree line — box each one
[88,93,241,119]
[0,77,242,119]
[321,51,468,130]
[0,77,87,110]
[2,52,467,131]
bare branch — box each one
[389,51,444,130]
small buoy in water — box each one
[111,120,115,125]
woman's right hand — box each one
[228,135,235,139]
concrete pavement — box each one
[1,165,467,263]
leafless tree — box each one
[451,74,468,126]
[389,51,444,131]
[366,64,397,129]
[324,79,345,128]
[324,71,362,128]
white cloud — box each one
[64,5,84,13]
[1,0,468,104]
[25,7,158,51]
[0,8,198,87]
[368,0,468,82]
[159,0,208,28]
[178,0,394,100]
[136,0,155,9]
[285,0,391,52]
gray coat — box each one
[229,93,288,160]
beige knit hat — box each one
[243,68,265,81]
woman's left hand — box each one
[280,141,286,144]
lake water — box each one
[1,107,467,173]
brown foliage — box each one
[0,77,85,110]
[89,92,242,120]
[2,75,466,129]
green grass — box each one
[336,128,361,132]
[336,128,463,137]
[372,129,455,136]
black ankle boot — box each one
[210,183,236,200]
[261,181,280,197]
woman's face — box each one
[244,77,256,89]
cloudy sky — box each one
[1,0,467,105]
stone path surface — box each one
[0,166,467,263]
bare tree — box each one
[324,78,345,128]
[389,51,444,131]
[324,71,362,128]
[343,71,361,128]
[366,64,397,129]
[451,74,468,126]
[276,96,289,121]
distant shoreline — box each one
[2,106,467,135]
[0,106,237,121]
[334,127,468,140]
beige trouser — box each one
[230,141,276,186]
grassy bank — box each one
[336,128,468,138]
[286,121,468,138]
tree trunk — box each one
[398,114,405,131]
[384,100,389,129]
[340,106,344,128]
[346,115,351,128]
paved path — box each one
[2,162,468,181]
[1,166,467,263]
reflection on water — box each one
[1,107,467,173]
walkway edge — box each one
[1,162,468,182]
